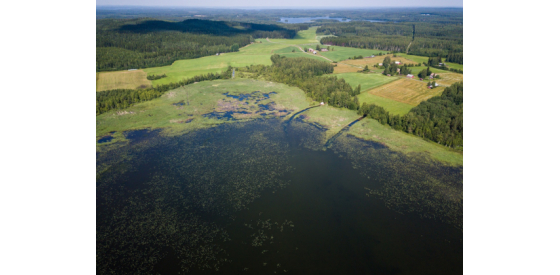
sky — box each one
[96,0,463,8]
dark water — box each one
[97,118,462,274]
[278,17,385,24]
[97,136,114,143]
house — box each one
[387,74,391,77]
[216,53,219,56]
[430,73,435,76]
[321,48,328,52]
[395,61,401,65]
[434,83,439,87]
[428,86,432,89]
[320,102,325,106]
[379,63,383,66]
[313,51,317,54]
[308,48,314,52]
[370,55,375,58]
[397,68,401,73]
[406,74,414,78]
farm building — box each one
[379,63,383,66]
[313,51,317,54]
[321,49,328,52]
[406,74,414,78]
[395,61,401,65]
[434,83,439,87]
[308,48,314,52]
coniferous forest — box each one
[96,19,306,71]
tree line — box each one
[96,19,304,72]
[358,82,463,148]
[96,67,233,115]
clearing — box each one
[96,70,152,91]
[367,78,445,106]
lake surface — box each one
[278,17,385,24]
[97,118,463,274]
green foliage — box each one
[242,55,360,109]
[96,19,303,71]
[359,82,463,148]
[147,73,166,80]
[96,67,233,115]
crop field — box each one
[320,46,388,62]
[436,72,464,86]
[356,92,413,115]
[96,70,152,91]
[408,66,449,76]
[368,78,445,106]
[333,72,398,92]
[333,63,361,73]
[343,55,416,67]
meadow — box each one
[396,53,463,71]
[96,70,152,91]
[333,72,397,92]
[356,92,413,115]
[367,78,445,106]
[343,55,416,67]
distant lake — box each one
[279,17,385,24]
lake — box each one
[278,17,385,24]
[96,118,463,274]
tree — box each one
[316,44,321,51]
[382,56,391,68]
[327,46,330,51]
[355,84,361,94]
[363,65,369,72]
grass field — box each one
[274,46,300,54]
[96,79,312,140]
[320,46,389,62]
[356,92,414,115]
[333,63,361,73]
[397,53,463,71]
[347,118,462,166]
[96,70,152,91]
[368,78,445,106]
[343,55,416,68]
[436,73,464,86]
[302,103,462,166]
[333,72,397,92]
[278,52,330,62]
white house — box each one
[379,63,383,66]
[406,74,414,78]
[434,83,439,87]
[395,61,401,65]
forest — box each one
[240,55,361,109]
[318,21,462,59]
[96,68,233,115]
[359,82,463,148]
[96,19,306,71]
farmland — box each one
[319,46,388,62]
[333,72,397,92]
[343,55,416,67]
[96,70,152,91]
[356,92,413,115]
[367,78,445,106]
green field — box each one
[397,53,463,71]
[96,79,312,140]
[332,72,397,92]
[279,52,330,62]
[356,92,414,115]
[320,46,389,62]
[274,46,300,54]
